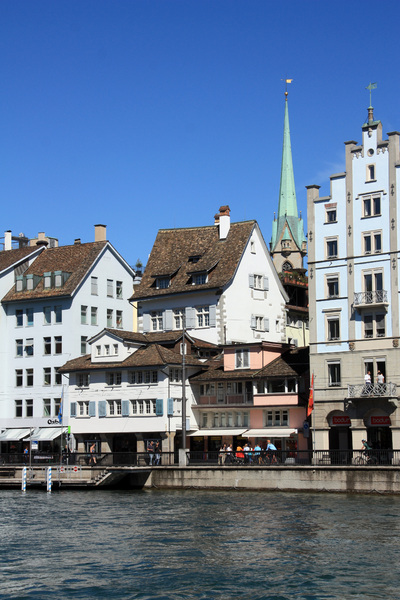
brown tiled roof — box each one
[2,241,108,302]
[190,347,309,382]
[0,246,42,273]
[254,347,309,378]
[59,343,205,373]
[190,367,260,382]
[131,220,256,300]
[100,328,218,350]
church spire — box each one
[278,90,298,219]
[270,83,307,272]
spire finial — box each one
[282,77,293,100]
[366,81,377,108]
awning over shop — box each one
[188,429,247,437]
[23,427,67,442]
[0,428,32,441]
[243,428,298,438]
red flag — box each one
[307,374,314,417]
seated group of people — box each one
[218,440,278,464]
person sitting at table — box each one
[236,444,244,463]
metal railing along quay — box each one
[1,449,400,469]
[186,449,400,466]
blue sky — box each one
[1,0,399,268]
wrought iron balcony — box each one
[347,382,397,398]
[353,290,388,307]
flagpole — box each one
[312,373,315,460]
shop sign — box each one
[371,416,391,426]
[332,416,351,426]
[31,441,39,451]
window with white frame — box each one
[25,338,34,356]
[251,315,268,332]
[54,336,62,354]
[16,309,23,327]
[116,310,123,329]
[16,339,23,357]
[107,279,113,297]
[327,314,340,341]
[106,372,122,386]
[54,368,62,385]
[265,410,288,427]
[26,369,33,387]
[77,373,90,387]
[173,309,184,329]
[151,310,163,331]
[81,336,88,355]
[91,276,98,295]
[54,305,62,323]
[116,281,123,298]
[15,369,23,387]
[196,306,209,327]
[236,349,249,368]
[25,399,33,417]
[108,400,122,416]
[43,367,51,386]
[325,204,337,223]
[106,309,113,327]
[26,308,33,326]
[81,305,88,324]
[78,401,89,416]
[363,313,385,338]
[363,231,382,254]
[193,273,207,285]
[43,398,51,417]
[328,362,341,387]
[15,399,22,418]
[326,275,339,298]
[91,307,98,325]
[363,194,381,217]
[366,164,376,182]
[43,306,51,325]
[43,337,51,355]
[156,277,170,289]
[326,237,338,259]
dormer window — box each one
[54,271,63,287]
[193,273,207,285]
[26,274,34,290]
[16,276,23,292]
[236,349,249,369]
[44,272,52,288]
[156,277,170,289]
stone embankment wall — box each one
[144,466,400,494]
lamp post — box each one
[181,320,186,451]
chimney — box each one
[217,205,231,239]
[36,239,48,247]
[94,224,107,242]
[4,230,12,251]
[74,238,81,245]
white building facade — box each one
[133,206,288,346]
[0,226,135,451]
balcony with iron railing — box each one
[353,290,388,308]
[196,392,254,407]
[347,382,397,398]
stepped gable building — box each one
[270,90,309,347]
[132,206,288,346]
[0,225,135,454]
[189,342,309,455]
[59,328,216,455]
[307,99,400,455]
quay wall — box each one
[142,466,400,494]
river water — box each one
[0,489,399,600]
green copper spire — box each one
[270,89,307,264]
[278,97,298,219]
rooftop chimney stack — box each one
[4,231,12,251]
[94,224,107,242]
[217,205,231,239]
